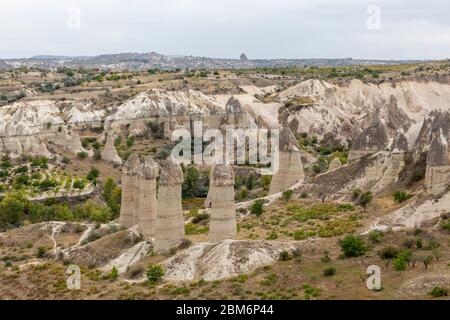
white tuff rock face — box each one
[348,112,390,161]
[162,239,302,281]
[276,79,450,142]
[154,158,185,253]
[208,165,237,242]
[106,89,224,122]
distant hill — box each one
[0,52,429,70]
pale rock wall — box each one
[50,128,88,155]
[425,165,450,196]
[371,152,406,193]
[367,190,450,231]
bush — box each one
[36,246,47,258]
[107,266,119,281]
[393,191,412,203]
[429,286,448,298]
[86,167,100,183]
[93,150,102,161]
[126,136,135,147]
[278,250,291,261]
[392,257,407,271]
[393,249,412,271]
[379,246,399,260]
[74,201,112,223]
[77,151,88,159]
[368,230,383,243]
[73,180,85,190]
[281,190,294,202]
[146,264,165,283]
[250,200,264,216]
[339,235,368,257]
[323,267,336,277]
[267,231,278,240]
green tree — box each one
[0,192,28,230]
[102,178,122,218]
[358,192,373,212]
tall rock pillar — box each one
[101,133,123,165]
[425,129,450,196]
[154,158,185,253]
[138,156,159,238]
[119,153,141,228]
[269,127,305,195]
[208,165,237,242]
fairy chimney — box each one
[208,165,237,242]
[154,158,185,253]
[119,153,141,228]
[425,129,450,196]
[137,156,159,238]
[269,127,305,195]
[204,165,216,208]
[101,133,122,165]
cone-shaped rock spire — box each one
[208,165,237,242]
[138,155,159,238]
[154,158,185,253]
[119,153,141,228]
[269,127,304,194]
[101,133,122,165]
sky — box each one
[1,0,449,60]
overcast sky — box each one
[1,0,449,60]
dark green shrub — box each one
[73,180,85,190]
[393,191,412,203]
[368,230,383,243]
[250,200,264,216]
[379,246,399,260]
[429,286,448,298]
[77,151,88,159]
[146,264,165,283]
[281,190,294,202]
[278,250,291,261]
[323,266,336,276]
[339,235,367,257]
